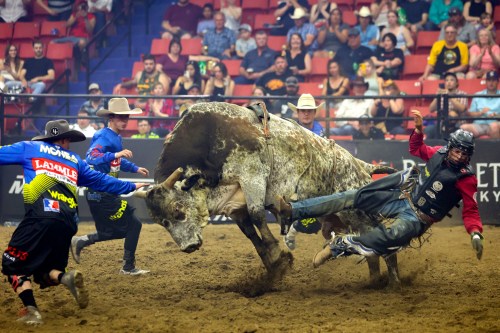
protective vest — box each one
[411,148,474,221]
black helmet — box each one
[447,129,475,156]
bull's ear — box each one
[162,167,184,189]
[181,174,201,191]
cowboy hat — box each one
[355,6,371,18]
[32,119,86,142]
[287,93,324,112]
[350,76,369,89]
[96,97,143,117]
[290,8,309,20]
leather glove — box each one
[471,232,484,260]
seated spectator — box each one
[426,0,463,31]
[438,7,477,47]
[353,115,385,140]
[202,12,236,60]
[204,62,235,102]
[88,0,113,48]
[70,109,96,138]
[370,79,406,135]
[333,28,373,79]
[271,76,300,118]
[425,72,468,138]
[287,8,319,55]
[284,33,311,82]
[235,30,276,84]
[177,83,205,115]
[357,59,381,96]
[220,0,241,33]
[0,44,24,95]
[173,60,205,96]
[370,0,397,31]
[419,23,468,80]
[242,86,269,109]
[380,10,414,55]
[161,0,202,39]
[461,70,499,138]
[463,0,492,26]
[287,93,326,137]
[466,28,500,79]
[81,82,105,129]
[131,119,160,139]
[354,6,380,52]
[332,76,374,136]
[400,0,430,34]
[372,33,405,80]
[309,0,336,27]
[197,3,215,37]
[477,13,495,35]
[314,8,349,58]
[321,59,349,109]
[20,40,55,100]
[255,54,293,96]
[0,0,30,22]
[270,0,310,37]
[145,82,177,137]
[235,24,256,59]
[36,0,73,21]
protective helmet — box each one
[446,129,474,168]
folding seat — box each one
[0,23,14,42]
[298,82,323,96]
[12,22,40,44]
[393,79,422,110]
[458,78,486,95]
[19,42,37,59]
[46,43,74,81]
[308,56,329,82]
[421,79,442,105]
[33,0,50,23]
[401,54,428,80]
[222,59,242,78]
[415,31,439,55]
[254,13,276,30]
[40,21,67,45]
[131,61,145,78]
[181,38,203,55]
[150,38,170,57]
[343,10,357,27]
[267,35,287,52]
[214,0,241,10]
[191,0,213,7]
[231,84,253,105]
[241,0,269,27]
[494,6,500,29]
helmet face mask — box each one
[446,129,474,168]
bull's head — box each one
[136,168,209,253]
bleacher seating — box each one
[46,43,74,79]
[309,56,329,82]
[40,21,67,45]
[254,13,276,30]
[401,54,428,80]
[12,22,40,44]
[298,82,323,96]
[415,31,439,55]
[150,38,169,56]
[181,38,203,55]
[0,23,14,42]
[19,42,37,59]
[267,35,287,52]
[222,59,242,78]
[231,84,253,105]
[343,10,357,27]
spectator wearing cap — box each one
[255,54,293,96]
[461,70,500,138]
[202,12,236,60]
[197,3,216,37]
[466,28,500,79]
[438,7,477,47]
[353,115,385,140]
[70,109,97,138]
[463,0,493,26]
[270,0,310,37]
[419,23,468,81]
[285,33,311,82]
[80,82,105,129]
[161,0,203,40]
[235,30,276,84]
[354,6,380,52]
[372,32,405,80]
[288,93,326,137]
[333,28,373,79]
[287,8,319,55]
[426,0,463,31]
[271,76,300,119]
[236,24,256,59]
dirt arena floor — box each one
[0,222,499,333]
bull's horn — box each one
[162,167,184,189]
[133,191,147,199]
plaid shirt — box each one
[203,27,236,59]
[440,89,468,114]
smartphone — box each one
[439,83,445,89]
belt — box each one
[401,192,438,226]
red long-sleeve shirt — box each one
[409,130,483,234]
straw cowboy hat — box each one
[290,8,309,20]
[355,6,371,18]
[32,119,86,142]
[287,93,325,113]
[96,97,142,117]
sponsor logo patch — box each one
[425,190,436,199]
[432,181,443,192]
[418,197,426,206]
[43,198,60,212]
[32,158,78,186]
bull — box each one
[136,102,400,286]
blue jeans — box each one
[330,124,356,136]
[52,36,83,46]
[28,81,46,95]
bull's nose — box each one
[183,243,200,253]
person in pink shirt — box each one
[466,28,500,79]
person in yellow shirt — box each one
[130,119,160,139]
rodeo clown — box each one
[71,98,150,275]
[1,119,148,325]
[278,110,484,267]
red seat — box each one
[190,0,213,6]
[181,38,202,55]
[222,59,242,77]
[329,135,353,141]
[33,0,50,22]
[3,104,25,133]
[421,79,443,105]
[343,10,357,27]
[40,21,67,44]
[269,0,280,9]
[458,78,486,95]
[415,31,439,55]
[46,43,74,80]
[309,56,329,82]
[335,0,354,10]
[131,61,145,77]
[254,13,276,30]
[298,82,323,96]
[0,44,6,58]
[242,0,268,9]
[402,54,428,80]
[0,22,14,41]
[406,105,432,130]
[494,6,500,29]
[267,35,287,52]
[394,80,422,111]
[231,84,253,105]
[150,38,169,57]
[19,42,36,59]
[214,0,241,10]
[12,22,40,43]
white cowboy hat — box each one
[96,97,143,117]
[290,8,309,20]
[287,93,324,113]
[32,119,86,142]
[355,6,371,18]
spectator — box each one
[235,24,256,59]
[131,119,160,139]
[287,8,319,55]
[196,3,215,37]
[271,76,300,118]
[144,82,177,137]
[309,0,336,27]
[220,0,241,33]
[370,79,406,135]
[354,6,380,52]
[314,8,349,58]
[284,33,311,82]
[466,28,500,79]
[372,32,405,80]
[463,0,492,25]
[333,28,373,79]
[332,76,374,136]
[321,59,349,109]
[461,70,500,138]
[438,7,477,47]
[0,0,30,22]
[242,85,268,108]
[358,59,381,96]
[370,0,397,31]
[36,0,73,21]
[287,93,326,137]
[419,23,468,80]
[161,0,202,39]
[202,12,236,60]
[177,83,204,115]
[425,72,468,138]
[20,40,55,100]
[204,62,234,102]
[400,0,430,34]
[353,114,385,140]
[80,82,105,129]
[255,54,293,96]
[380,10,414,55]
[70,109,97,137]
[235,30,276,84]
[270,0,310,37]
[87,0,113,48]
[426,0,463,31]
[477,13,495,35]
[0,44,24,95]
[173,60,205,96]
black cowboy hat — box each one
[32,119,86,142]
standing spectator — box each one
[287,8,319,55]
[370,79,406,135]
[333,28,373,79]
[314,8,349,58]
[353,115,385,140]
[87,0,113,48]
[419,23,468,80]
[196,3,215,37]
[271,76,300,118]
[0,44,24,94]
[173,60,205,96]
[309,0,336,27]
[235,30,276,84]
[287,93,326,137]
[36,0,74,21]
[285,33,311,82]
[380,10,414,55]
[354,6,380,52]
[204,62,234,102]
[426,0,463,31]
[461,70,500,138]
[270,0,310,37]
[161,0,202,39]
[220,0,241,33]
[370,0,397,31]
[80,82,105,129]
[466,28,500,79]
[463,0,492,25]
[131,119,160,139]
[255,54,293,96]
[438,7,477,47]
[202,12,236,60]
[70,109,96,137]
[372,32,405,80]
[144,82,177,137]
[400,0,430,34]
[71,98,150,275]
[20,40,55,100]
[321,59,349,110]
[235,24,256,59]
[0,0,31,22]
